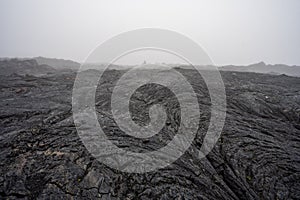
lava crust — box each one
[0,68,300,199]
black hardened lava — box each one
[0,68,299,199]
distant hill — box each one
[2,57,300,77]
[34,57,80,70]
[0,59,56,76]
[220,62,300,77]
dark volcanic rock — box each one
[0,68,299,199]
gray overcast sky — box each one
[0,0,299,65]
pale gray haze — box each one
[0,0,299,65]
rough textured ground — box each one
[0,68,300,199]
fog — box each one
[0,0,299,65]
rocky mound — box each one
[0,59,55,76]
[34,57,80,70]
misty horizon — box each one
[1,56,300,68]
